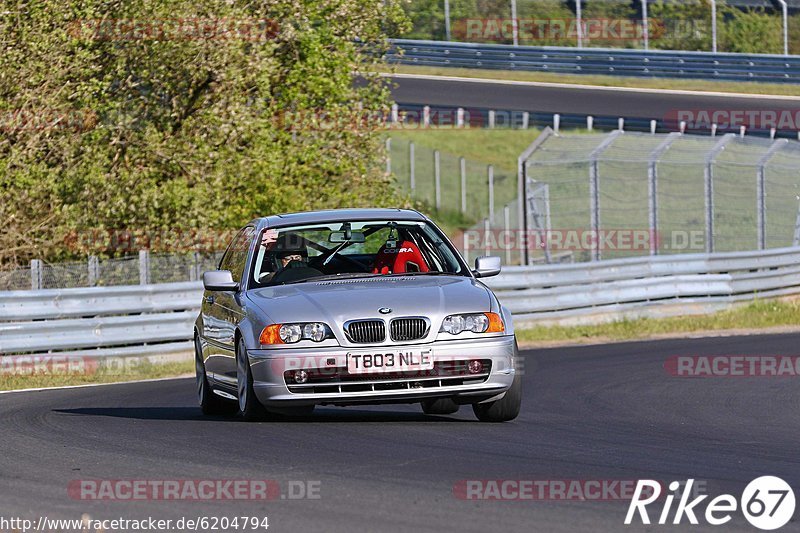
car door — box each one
[204,226,255,387]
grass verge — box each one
[0,358,194,392]
[516,299,800,347]
[387,64,800,97]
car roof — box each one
[254,208,428,228]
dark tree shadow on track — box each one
[53,406,473,423]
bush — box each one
[0,0,410,266]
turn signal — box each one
[485,312,505,333]
[259,324,284,345]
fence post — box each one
[488,110,495,129]
[409,141,415,194]
[503,205,511,265]
[522,111,529,130]
[757,139,788,250]
[711,0,717,53]
[588,131,622,261]
[641,0,649,50]
[460,157,467,213]
[423,105,430,128]
[553,113,560,134]
[650,120,657,134]
[139,250,150,285]
[385,138,392,175]
[705,134,735,253]
[444,0,451,41]
[488,165,495,221]
[586,115,593,131]
[484,218,491,257]
[511,0,519,46]
[456,108,464,128]
[434,150,441,210]
[391,104,399,126]
[88,255,99,286]
[30,259,42,290]
[648,132,680,256]
[190,251,201,281]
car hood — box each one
[246,275,492,326]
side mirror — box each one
[203,270,239,291]
[473,256,502,278]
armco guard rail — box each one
[388,39,800,83]
[3,247,800,355]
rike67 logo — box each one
[625,477,795,530]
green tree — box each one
[0,0,409,265]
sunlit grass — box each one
[516,299,800,345]
[0,358,194,392]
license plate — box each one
[347,349,433,374]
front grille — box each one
[285,360,493,394]
[345,319,386,344]
[390,318,428,341]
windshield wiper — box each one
[280,272,380,285]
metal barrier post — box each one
[30,259,42,290]
[88,256,99,286]
[139,250,151,285]
[757,139,788,249]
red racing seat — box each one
[372,240,430,274]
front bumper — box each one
[247,335,516,407]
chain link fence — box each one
[0,252,224,291]
[483,129,800,265]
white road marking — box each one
[385,72,800,101]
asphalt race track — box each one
[389,74,800,120]
[2,333,798,532]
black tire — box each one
[472,341,522,422]
[236,337,267,421]
[421,398,460,415]
[195,337,235,416]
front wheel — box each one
[472,372,522,422]
[195,336,235,416]
[236,337,267,421]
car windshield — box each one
[250,219,467,287]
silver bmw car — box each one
[194,208,521,422]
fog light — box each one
[294,370,309,384]
[467,360,483,374]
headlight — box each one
[260,322,333,345]
[440,313,504,335]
